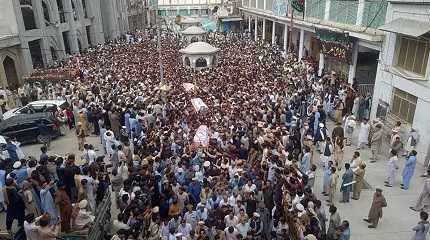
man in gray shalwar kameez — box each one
[411,169,430,212]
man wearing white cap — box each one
[74,199,95,230]
[11,160,28,186]
[196,203,208,221]
[177,218,192,238]
[249,212,263,239]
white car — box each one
[3,100,69,120]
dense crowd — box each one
[0,29,427,240]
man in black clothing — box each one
[246,192,258,218]
[5,178,26,233]
[61,154,81,202]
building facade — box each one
[0,0,22,91]
[239,0,386,86]
[371,0,430,164]
[128,0,149,31]
[0,0,128,89]
[157,0,222,17]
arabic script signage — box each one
[315,28,353,64]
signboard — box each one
[201,19,217,32]
[149,0,157,8]
[272,0,288,16]
[315,28,353,64]
[289,0,304,12]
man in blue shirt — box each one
[5,139,18,162]
[339,220,351,240]
[11,161,28,186]
[187,178,201,206]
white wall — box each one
[370,2,430,164]
[0,0,19,36]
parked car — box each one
[3,99,69,120]
[0,113,61,144]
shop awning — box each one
[379,18,430,37]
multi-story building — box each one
[0,0,22,90]
[157,0,222,17]
[0,0,129,89]
[371,0,430,164]
[239,0,387,87]
[127,0,149,31]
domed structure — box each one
[181,26,207,43]
[179,42,220,70]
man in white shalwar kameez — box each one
[357,119,370,150]
[384,150,399,187]
[344,115,356,146]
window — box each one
[71,0,78,20]
[28,40,44,68]
[195,57,207,67]
[21,4,37,30]
[50,47,58,61]
[57,0,66,23]
[63,31,71,54]
[4,126,18,133]
[396,37,430,76]
[42,1,51,24]
[391,88,417,124]
[86,26,92,46]
[20,0,32,5]
[82,0,88,18]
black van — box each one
[0,112,61,144]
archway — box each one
[191,36,198,43]
[212,55,217,66]
[195,57,207,68]
[50,47,58,61]
[77,39,82,53]
[185,57,191,66]
[3,57,19,90]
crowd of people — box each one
[0,28,427,240]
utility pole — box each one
[155,0,164,84]
[289,6,294,52]
[141,0,146,28]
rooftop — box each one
[179,41,220,55]
[182,26,206,35]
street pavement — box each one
[2,122,424,239]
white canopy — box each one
[182,26,206,35]
[179,42,220,55]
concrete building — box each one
[371,0,430,164]
[239,0,386,87]
[127,0,150,31]
[0,0,23,90]
[157,0,222,17]
[0,0,128,89]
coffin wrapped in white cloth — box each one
[193,125,210,147]
[191,98,208,112]
[183,83,195,92]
